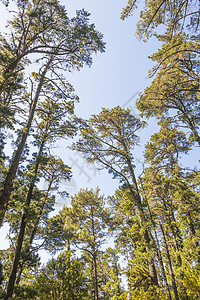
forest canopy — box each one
[0,0,199,299]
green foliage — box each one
[1,0,199,298]
[34,250,88,300]
[137,34,200,145]
[121,0,200,39]
[73,107,160,287]
[128,265,165,299]
[180,267,200,299]
[62,188,110,250]
[11,285,37,300]
[0,0,105,121]
[73,106,144,184]
[145,120,192,173]
[121,0,137,20]
[98,248,127,299]
[44,211,70,253]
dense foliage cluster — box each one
[0,0,199,299]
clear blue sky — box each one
[63,0,160,118]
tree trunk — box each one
[162,198,183,267]
[143,192,171,298]
[4,212,27,300]
[5,140,45,299]
[93,253,99,300]
[0,61,51,227]
[91,207,99,300]
[143,228,158,286]
[15,177,53,285]
[154,228,172,300]
[160,223,180,300]
[126,156,158,285]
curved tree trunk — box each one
[91,208,99,300]
[154,228,172,300]
[15,177,53,285]
[160,223,180,300]
[5,140,45,299]
[126,157,158,285]
[0,60,51,227]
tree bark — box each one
[15,177,53,285]
[0,60,51,227]
[5,212,27,300]
[143,191,172,298]
[143,228,158,286]
[5,140,45,299]
[154,228,172,300]
[160,223,180,300]
[162,197,183,267]
[126,155,158,285]
[93,253,99,300]
[91,207,99,300]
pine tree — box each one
[0,0,105,226]
[4,90,75,299]
[136,34,200,146]
[62,188,110,300]
[34,250,88,300]
[121,0,200,39]
[73,106,159,287]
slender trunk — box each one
[4,213,27,300]
[16,177,53,285]
[15,267,23,287]
[142,191,171,298]
[143,228,158,285]
[93,253,99,300]
[114,262,121,296]
[91,207,99,300]
[170,224,182,267]
[5,141,45,299]
[0,61,51,227]
[127,157,158,285]
[154,228,172,300]
[162,198,183,267]
[160,223,180,300]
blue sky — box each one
[64,0,160,118]
[54,0,161,195]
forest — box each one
[0,0,199,299]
